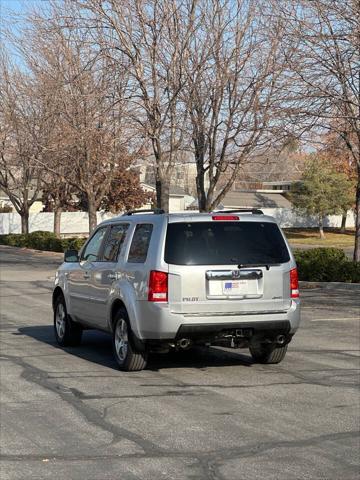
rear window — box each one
[164,221,290,265]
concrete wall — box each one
[0,209,355,236]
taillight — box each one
[212,215,239,220]
[290,268,299,298]
[148,270,168,302]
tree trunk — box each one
[160,180,170,213]
[87,195,98,233]
[196,180,207,212]
[319,216,325,239]
[155,177,170,212]
[155,178,162,210]
[354,179,360,262]
[205,189,214,212]
[54,208,62,237]
[20,210,29,234]
[340,211,347,234]
[195,156,207,212]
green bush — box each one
[27,231,58,250]
[47,237,65,252]
[294,248,360,283]
[60,237,86,252]
[0,231,86,253]
[0,234,29,247]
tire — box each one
[112,309,147,371]
[249,343,288,364]
[54,295,82,347]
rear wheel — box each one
[249,343,288,364]
[54,296,82,347]
[112,310,147,371]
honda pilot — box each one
[53,209,300,371]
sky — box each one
[0,0,46,26]
[0,0,47,62]
[1,0,31,36]
[1,0,30,17]
[1,0,43,15]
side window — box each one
[81,227,107,262]
[102,224,129,262]
[128,224,153,263]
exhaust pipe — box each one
[178,338,191,349]
[276,334,286,345]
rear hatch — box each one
[165,216,292,315]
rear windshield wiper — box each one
[237,263,279,271]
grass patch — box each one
[284,228,355,247]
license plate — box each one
[222,280,249,295]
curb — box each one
[0,244,64,260]
[300,281,360,291]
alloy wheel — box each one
[55,303,66,339]
[115,319,128,363]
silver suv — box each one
[53,209,300,371]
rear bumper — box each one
[176,320,290,339]
[134,299,300,340]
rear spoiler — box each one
[123,208,165,216]
[212,209,264,215]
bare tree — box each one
[0,55,49,234]
[1,11,77,237]
[76,0,196,212]
[20,5,139,232]
[180,0,291,211]
[278,0,360,260]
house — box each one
[219,189,292,209]
[141,183,195,212]
[188,186,293,211]
[138,156,209,198]
[0,188,43,213]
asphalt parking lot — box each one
[0,246,359,480]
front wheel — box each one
[54,296,82,347]
[249,343,288,364]
[112,311,147,371]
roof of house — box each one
[220,191,292,208]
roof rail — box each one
[123,208,165,216]
[212,208,264,215]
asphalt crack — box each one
[1,353,162,456]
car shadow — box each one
[17,325,118,370]
[17,325,254,371]
[148,348,253,371]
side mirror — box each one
[64,249,79,262]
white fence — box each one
[0,211,115,236]
[0,209,355,236]
[261,208,355,229]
